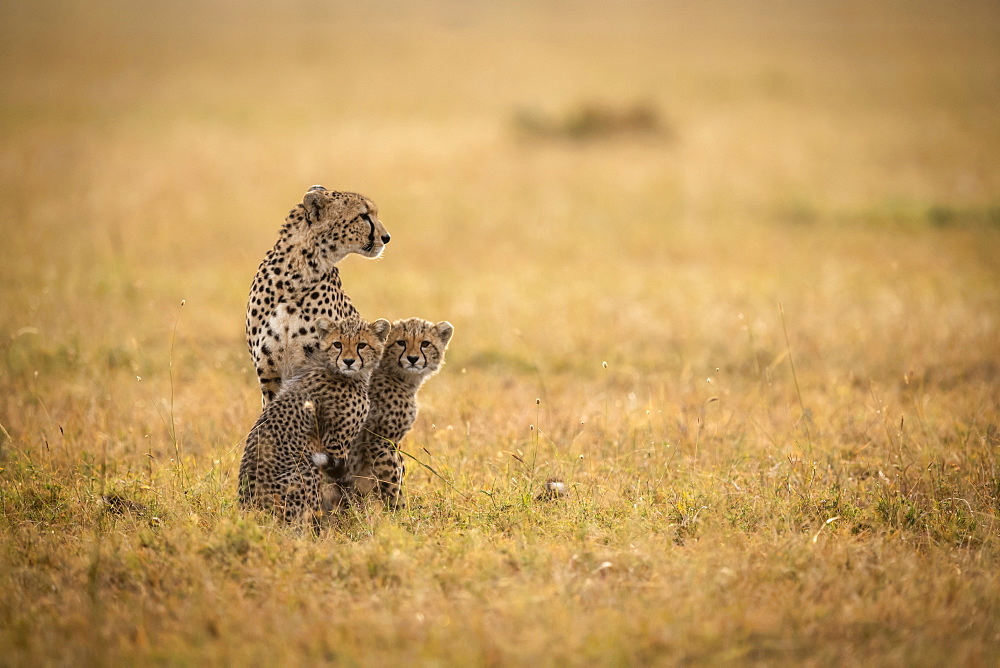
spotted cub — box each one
[246,186,390,406]
[238,317,390,526]
[349,318,454,507]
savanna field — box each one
[2,1,999,664]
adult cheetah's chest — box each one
[267,280,354,345]
[252,268,358,372]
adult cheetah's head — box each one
[315,316,391,377]
[382,318,454,380]
[296,185,390,262]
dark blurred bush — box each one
[513,101,671,142]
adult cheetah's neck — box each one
[274,213,343,284]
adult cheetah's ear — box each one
[303,189,325,224]
[434,321,455,346]
[371,319,391,344]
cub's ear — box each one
[371,318,391,343]
[315,317,335,337]
[303,189,325,224]
[434,321,454,346]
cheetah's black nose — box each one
[343,358,356,368]
[381,233,391,244]
[407,355,419,364]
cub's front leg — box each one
[316,401,368,495]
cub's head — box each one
[382,318,454,380]
[315,317,391,377]
[291,185,390,262]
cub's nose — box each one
[381,233,391,244]
[406,355,419,364]
[343,358,356,368]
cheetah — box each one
[238,317,390,526]
[349,318,454,507]
[246,186,390,406]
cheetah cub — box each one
[238,317,390,526]
[349,317,454,507]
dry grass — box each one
[1,0,999,664]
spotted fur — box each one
[238,317,390,527]
[349,318,454,507]
[246,186,390,406]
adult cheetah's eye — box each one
[357,342,368,350]
[420,341,431,349]
[396,340,406,347]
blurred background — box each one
[2,4,999,662]
[0,0,998,449]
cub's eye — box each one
[420,341,431,349]
[357,342,368,350]
[396,340,406,347]
[333,342,342,349]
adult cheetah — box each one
[238,317,390,527]
[349,317,454,507]
[246,186,390,406]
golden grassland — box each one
[1,0,999,664]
